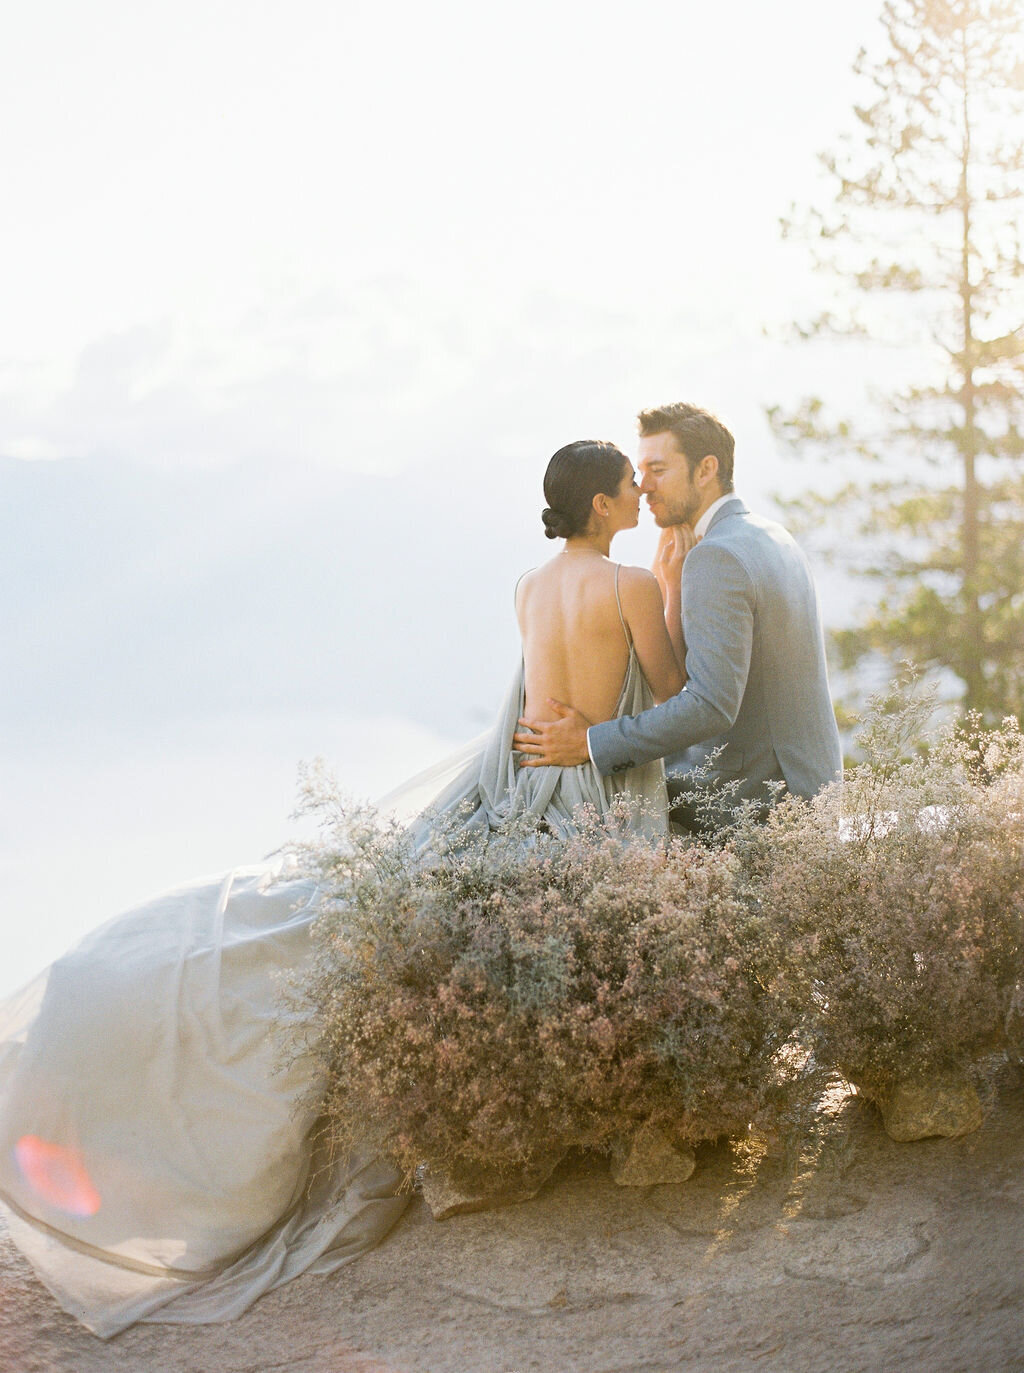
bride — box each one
[0,439,684,1337]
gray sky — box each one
[1,0,888,992]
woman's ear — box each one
[592,492,610,518]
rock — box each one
[876,1073,984,1143]
[609,1123,697,1187]
[8,1064,1024,1372]
[420,1151,565,1220]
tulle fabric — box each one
[0,865,408,1337]
[0,650,666,1338]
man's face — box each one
[637,431,701,528]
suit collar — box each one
[702,494,747,536]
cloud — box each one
[0,277,765,474]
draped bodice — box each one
[401,571,669,850]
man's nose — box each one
[638,473,654,494]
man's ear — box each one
[696,454,720,490]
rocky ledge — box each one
[2,1065,1024,1372]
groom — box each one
[514,402,842,831]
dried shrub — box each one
[732,677,1024,1098]
[281,677,1024,1184]
[285,782,812,1185]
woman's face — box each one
[606,461,642,533]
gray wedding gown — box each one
[0,568,667,1337]
[395,569,668,848]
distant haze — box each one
[3,0,886,993]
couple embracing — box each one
[413,399,842,847]
[0,400,841,1338]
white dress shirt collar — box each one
[694,492,740,540]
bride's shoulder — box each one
[614,561,655,580]
[614,563,663,615]
[614,563,659,592]
[513,564,542,608]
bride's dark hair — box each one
[542,440,629,540]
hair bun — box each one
[542,505,573,540]
[541,440,628,542]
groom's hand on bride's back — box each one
[514,700,592,768]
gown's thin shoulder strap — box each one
[513,567,537,611]
[614,564,632,649]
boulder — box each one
[420,1151,565,1220]
[876,1073,984,1143]
[609,1123,697,1187]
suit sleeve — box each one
[588,542,755,775]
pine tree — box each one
[771,0,1024,720]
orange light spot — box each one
[14,1135,101,1217]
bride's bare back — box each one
[516,554,683,724]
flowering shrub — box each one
[283,679,1024,1182]
[285,783,813,1185]
[731,679,1024,1098]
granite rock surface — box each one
[2,1069,1023,1373]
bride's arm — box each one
[619,567,686,703]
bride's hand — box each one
[655,525,696,592]
[513,700,593,768]
[651,528,673,592]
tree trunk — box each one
[959,40,985,713]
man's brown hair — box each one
[637,402,735,490]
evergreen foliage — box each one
[771,0,1024,720]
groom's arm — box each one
[588,542,755,775]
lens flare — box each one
[14,1135,101,1217]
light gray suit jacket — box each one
[589,498,842,805]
